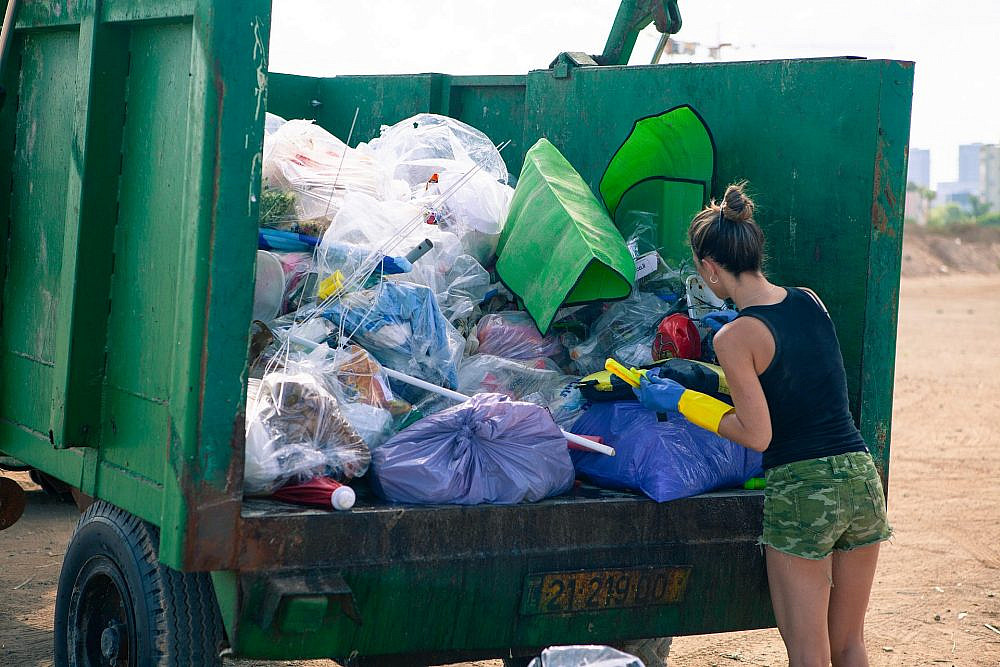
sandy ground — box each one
[1,273,998,666]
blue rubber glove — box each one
[701,310,738,332]
[633,372,686,415]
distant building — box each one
[981,145,1000,214]
[907,148,930,189]
[959,143,984,187]
[936,180,978,211]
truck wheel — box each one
[53,501,224,667]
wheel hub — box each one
[100,621,123,660]
[68,558,136,666]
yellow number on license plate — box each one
[521,566,691,615]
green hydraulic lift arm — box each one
[599,0,682,66]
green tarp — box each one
[599,105,715,265]
[496,138,635,334]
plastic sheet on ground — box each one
[568,291,676,375]
[317,192,490,323]
[243,370,371,495]
[370,393,575,505]
[528,645,643,667]
[321,281,464,392]
[570,401,763,502]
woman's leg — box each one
[766,546,833,667]
[828,542,880,667]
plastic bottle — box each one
[329,480,357,510]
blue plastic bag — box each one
[570,401,762,502]
[371,393,575,505]
[322,281,463,390]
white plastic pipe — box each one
[286,334,615,456]
[381,367,615,457]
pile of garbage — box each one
[244,111,759,510]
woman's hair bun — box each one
[720,181,755,223]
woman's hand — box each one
[633,371,686,415]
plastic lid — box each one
[330,485,356,511]
[253,250,285,322]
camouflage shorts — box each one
[762,451,892,560]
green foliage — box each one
[927,203,968,227]
[968,195,993,218]
[259,188,297,226]
[979,212,1000,227]
[925,201,1000,228]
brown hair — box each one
[688,181,764,276]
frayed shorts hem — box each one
[757,539,831,561]
[833,531,893,553]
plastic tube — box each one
[286,335,615,457]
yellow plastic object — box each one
[677,390,734,434]
[604,358,645,388]
[317,270,345,301]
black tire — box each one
[54,500,224,667]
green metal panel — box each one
[100,21,192,486]
[0,0,269,569]
[520,59,911,471]
[1,28,78,438]
[859,60,913,485]
[267,72,528,172]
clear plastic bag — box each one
[413,170,515,264]
[370,393,574,505]
[363,113,509,188]
[568,291,676,374]
[475,311,564,361]
[262,119,396,235]
[317,192,489,322]
[443,355,585,430]
[243,370,371,495]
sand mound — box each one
[901,224,1000,277]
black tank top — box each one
[737,288,868,470]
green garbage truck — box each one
[0,0,912,664]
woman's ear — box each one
[699,257,720,278]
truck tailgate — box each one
[224,485,771,660]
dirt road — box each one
[2,273,998,666]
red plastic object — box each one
[272,477,356,511]
[652,313,701,361]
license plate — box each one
[520,566,691,615]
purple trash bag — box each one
[570,401,762,502]
[371,393,575,504]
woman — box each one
[635,182,892,666]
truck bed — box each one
[238,482,764,570]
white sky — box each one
[269,0,1000,188]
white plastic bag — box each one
[528,645,643,667]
